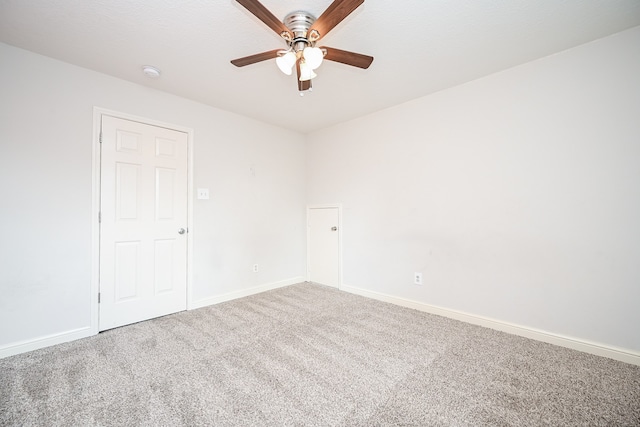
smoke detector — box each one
[142,65,161,78]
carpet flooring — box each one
[1,282,639,426]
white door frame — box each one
[91,107,194,335]
[306,204,343,289]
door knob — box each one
[178,228,186,235]
[331,226,338,231]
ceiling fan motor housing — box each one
[283,11,317,52]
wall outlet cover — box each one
[414,272,423,286]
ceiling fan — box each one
[231,0,373,94]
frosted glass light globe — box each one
[299,61,317,81]
[303,47,324,70]
[276,51,296,75]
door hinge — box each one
[98,292,101,303]
[99,132,102,144]
[98,211,101,223]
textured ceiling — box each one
[1,1,640,133]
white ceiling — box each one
[1,1,640,133]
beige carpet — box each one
[1,282,639,426]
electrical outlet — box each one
[252,264,259,273]
[414,272,423,286]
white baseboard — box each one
[341,284,640,366]
[2,277,304,359]
[0,326,93,359]
[190,276,305,310]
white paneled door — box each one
[99,116,188,331]
[308,207,341,288]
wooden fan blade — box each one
[299,79,312,91]
[236,0,292,39]
[296,61,312,91]
[322,47,373,69]
[231,49,281,67]
[308,0,364,41]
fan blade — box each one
[231,49,281,67]
[236,0,292,39]
[299,79,312,91]
[322,47,373,69]
[296,61,312,91]
[308,0,364,41]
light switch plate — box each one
[197,188,209,200]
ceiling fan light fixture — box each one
[303,46,324,70]
[299,61,317,81]
[276,51,296,75]
[231,0,373,91]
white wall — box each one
[306,27,640,353]
[3,25,639,359]
[0,43,306,352]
